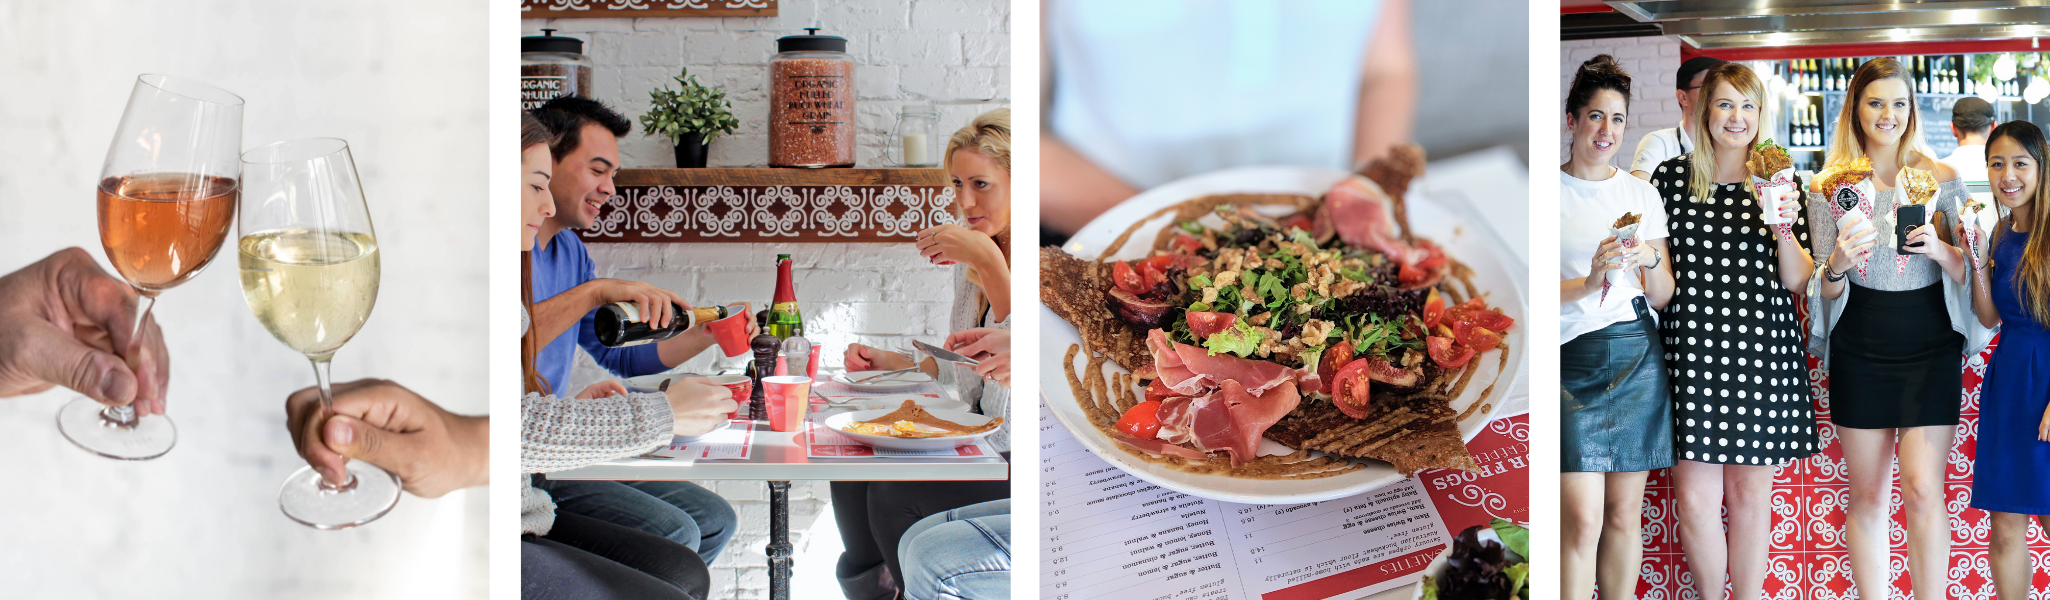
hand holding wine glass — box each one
[238,138,397,529]
[59,74,242,460]
[0,248,169,410]
[284,378,487,500]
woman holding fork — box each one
[834,109,1013,600]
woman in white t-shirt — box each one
[1559,54,1677,600]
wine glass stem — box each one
[100,294,157,428]
[309,355,358,492]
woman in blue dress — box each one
[1965,121,2050,600]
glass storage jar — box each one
[521,29,591,110]
[893,104,939,167]
[768,28,856,168]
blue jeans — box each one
[899,499,1010,600]
[534,476,738,561]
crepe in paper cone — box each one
[1603,213,1642,305]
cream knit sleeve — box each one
[520,390,673,474]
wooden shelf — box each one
[615,168,946,188]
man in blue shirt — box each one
[527,97,738,561]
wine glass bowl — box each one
[61,74,244,461]
[237,138,398,529]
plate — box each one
[832,371,937,392]
[820,407,999,452]
[1039,166,1528,504]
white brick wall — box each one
[0,1,487,598]
[1560,36,1684,168]
[532,2,1005,597]
[528,0,1010,170]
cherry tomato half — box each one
[1331,359,1373,419]
[1186,311,1239,341]
[1145,378,1173,403]
[1112,261,1144,295]
[1319,339,1356,380]
[1116,400,1165,439]
[1422,288,1446,328]
[1427,336,1476,369]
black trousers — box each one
[521,511,711,600]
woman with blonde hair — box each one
[833,109,1013,599]
[1966,120,2050,600]
[1805,57,1976,600]
[1647,61,1817,600]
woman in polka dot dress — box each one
[1649,62,1818,600]
[1805,58,1978,600]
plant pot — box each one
[673,132,709,168]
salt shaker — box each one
[781,337,814,382]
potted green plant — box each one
[640,67,740,168]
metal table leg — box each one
[767,480,793,600]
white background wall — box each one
[1560,36,1684,168]
[526,1,1008,597]
[0,1,486,598]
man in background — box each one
[1631,56,1724,180]
[1941,96,1995,185]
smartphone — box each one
[1896,204,1927,250]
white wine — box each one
[238,229,380,359]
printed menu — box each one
[1039,404,1455,600]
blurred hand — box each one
[0,248,169,414]
[916,224,1002,269]
[577,380,627,400]
[845,343,914,372]
[286,379,487,498]
[664,376,739,437]
[947,328,1011,387]
[598,279,689,329]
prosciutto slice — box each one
[1322,174,1446,289]
[1145,329,1292,396]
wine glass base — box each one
[279,461,401,530]
[56,396,175,461]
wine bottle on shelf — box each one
[594,302,726,347]
[767,253,803,340]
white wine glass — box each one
[61,74,243,460]
[237,138,398,529]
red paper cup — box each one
[808,345,822,380]
[709,374,751,420]
[707,305,752,357]
[762,375,812,432]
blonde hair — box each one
[1825,57,1938,172]
[1684,62,1772,203]
[943,108,1011,174]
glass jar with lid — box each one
[893,104,940,168]
[768,28,856,168]
[521,29,591,110]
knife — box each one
[912,339,979,366]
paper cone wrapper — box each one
[1825,179,1878,279]
[1962,209,1987,271]
[1755,168,1797,239]
[1602,223,1642,305]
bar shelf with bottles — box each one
[1762,54,2033,177]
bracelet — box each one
[1825,266,1847,282]
[1646,251,1662,269]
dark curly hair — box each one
[1565,54,1632,116]
[531,96,632,162]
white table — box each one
[544,374,1010,600]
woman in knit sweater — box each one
[515,112,739,600]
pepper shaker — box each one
[749,311,779,421]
